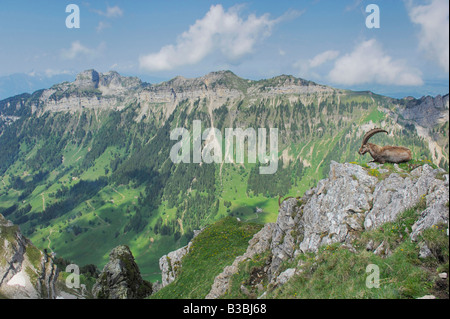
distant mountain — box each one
[0,69,448,286]
[0,72,76,100]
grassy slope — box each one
[151,217,262,299]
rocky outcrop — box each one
[205,161,449,298]
[270,162,448,275]
[159,244,190,288]
[159,229,203,288]
[0,214,59,299]
[365,164,449,237]
[92,245,152,299]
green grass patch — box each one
[364,108,386,124]
[25,244,43,269]
[151,217,262,299]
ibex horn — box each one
[362,128,388,146]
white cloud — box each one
[308,50,340,68]
[61,41,105,60]
[328,39,423,86]
[406,0,449,73]
[139,5,299,72]
[93,5,123,18]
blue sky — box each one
[0,0,448,98]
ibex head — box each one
[358,128,388,155]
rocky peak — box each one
[154,70,249,93]
[99,71,142,91]
[72,69,142,92]
[74,69,100,90]
[92,245,152,299]
[201,70,240,82]
[268,162,449,275]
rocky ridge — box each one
[1,69,335,117]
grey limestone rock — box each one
[92,245,152,299]
[0,214,59,299]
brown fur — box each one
[359,142,412,164]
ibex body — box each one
[358,128,412,164]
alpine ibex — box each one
[358,128,412,164]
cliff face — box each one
[400,94,449,128]
[200,161,448,298]
[0,213,59,299]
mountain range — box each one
[0,69,448,286]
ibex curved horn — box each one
[361,128,388,146]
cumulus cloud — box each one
[406,0,449,72]
[61,41,105,60]
[139,5,300,71]
[328,39,423,86]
